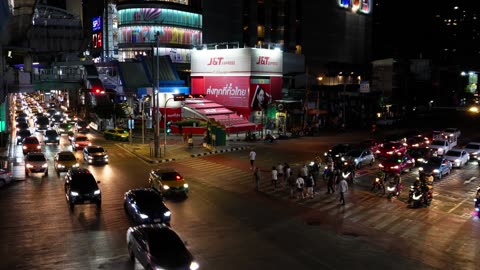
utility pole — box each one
[153,32,161,157]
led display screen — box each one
[117,8,202,28]
[119,26,201,46]
[92,16,102,31]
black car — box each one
[16,122,29,130]
[324,143,353,162]
[75,120,89,133]
[124,188,171,225]
[16,129,31,145]
[51,114,64,124]
[44,129,60,145]
[406,147,435,166]
[35,116,50,133]
[83,146,108,165]
[64,168,101,210]
[57,123,73,135]
[126,224,199,270]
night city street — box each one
[0,109,479,270]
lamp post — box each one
[152,32,161,157]
[164,96,174,156]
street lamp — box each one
[152,31,161,157]
[141,95,151,144]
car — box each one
[324,143,353,162]
[54,151,80,176]
[83,146,109,165]
[418,157,452,179]
[443,149,469,168]
[379,154,415,174]
[15,117,28,128]
[405,136,429,149]
[71,134,91,151]
[51,114,64,124]
[463,142,480,160]
[406,147,436,166]
[375,142,407,158]
[57,123,74,135]
[124,188,171,225]
[104,128,129,141]
[64,168,101,210]
[16,129,32,145]
[0,168,13,188]
[443,128,461,138]
[35,116,50,133]
[359,139,382,154]
[75,120,90,133]
[16,122,29,130]
[24,152,48,177]
[149,168,189,197]
[22,136,41,155]
[126,224,199,270]
[43,129,60,145]
[341,148,375,168]
[45,108,57,118]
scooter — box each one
[371,177,385,193]
[408,184,432,208]
[386,180,403,199]
[264,134,276,143]
[474,187,480,216]
[342,163,355,184]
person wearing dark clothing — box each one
[327,170,335,194]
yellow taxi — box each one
[104,128,129,141]
[54,151,80,176]
[148,168,189,197]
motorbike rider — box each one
[475,187,480,211]
[372,170,386,193]
[393,173,403,193]
[420,177,432,206]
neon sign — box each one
[93,16,102,32]
[338,0,372,14]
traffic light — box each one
[166,121,172,134]
[91,87,105,94]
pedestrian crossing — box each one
[175,157,478,245]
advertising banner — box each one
[159,107,182,124]
[191,48,251,74]
[203,76,250,108]
[119,26,201,45]
[250,49,283,74]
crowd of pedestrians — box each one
[250,148,350,206]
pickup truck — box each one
[428,139,457,156]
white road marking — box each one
[464,176,477,184]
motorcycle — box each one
[386,180,403,199]
[371,177,385,193]
[474,187,480,216]
[245,132,257,142]
[342,162,355,184]
[408,184,432,208]
[264,134,276,143]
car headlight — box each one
[75,144,79,146]
[42,163,48,168]
[433,169,439,173]
[22,146,27,149]
[88,143,92,146]
[454,159,460,163]
[57,164,65,168]
[88,156,93,159]
[183,183,189,188]
[163,185,170,190]
[16,136,21,139]
[387,151,393,155]
[375,150,380,153]
[341,157,345,161]
[94,189,101,195]
[70,191,79,196]
[417,158,424,162]
[378,164,384,168]
[163,211,171,217]
[56,137,59,140]
[392,166,399,169]
[36,145,41,149]
[419,167,424,171]
[139,213,149,219]
[26,164,33,168]
[190,261,200,270]
[72,163,79,168]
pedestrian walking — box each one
[253,167,261,191]
[271,166,278,190]
[276,163,284,184]
[338,177,349,205]
[284,162,291,178]
[301,164,308,178]
[327,169,335,194]
[182,132,188,144]
[287,172,296,199]
[249,149,256,169]
[305,173,315,198]
[295,174,305,199]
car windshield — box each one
[385,156,403,163]
[24,138,38,144]
[115,129,127,134]
[27,155,46,161]
[147,229,191,265]
[58,153,76,161]
[466,144,480,150]
[71,175,98,191]
[158,171,181,181]
[18,130,31,136]
[46,131,57,136]
[88,147,105,153]
[427,157,443,166]
[446,150,461,157]
[75,137,89,142]
[430,140,444,146]
[135,191,164,207]
[346,150,362,157]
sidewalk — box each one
[118,132,249,164]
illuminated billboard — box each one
[92,16,102,32]
[118,26,201,46]
[117,8,202,29]
[338,0,372,14]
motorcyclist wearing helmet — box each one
[393,173,403,193]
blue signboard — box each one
[93,16,102,32]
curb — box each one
[190,146,247,158]
[149,158,176,164]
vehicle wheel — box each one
[128,244,135,262]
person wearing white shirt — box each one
[249,149,256,169]
[271,166,278,190]
[295,175,305,199]
[339,178,349,205]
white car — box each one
[464,142,480,160]
[443,149,469,168]
[443,128,461,138]
[0,169,13,187]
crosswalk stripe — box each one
[385,218,413,235]
[343,205,366,219]
[399,222,423,238]
[348,207,378,223]
[363,212,389,226]
[316,201,343,212]
[327,203,354,215]
[373,215,403,231]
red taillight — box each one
[176,175,182,181]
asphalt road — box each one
[0,109,479,269]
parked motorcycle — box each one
[264,134,276,143]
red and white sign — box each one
[199,76,250,108]
[191,48,282,75]
[159,107,181,125]
[196,107,233,115]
